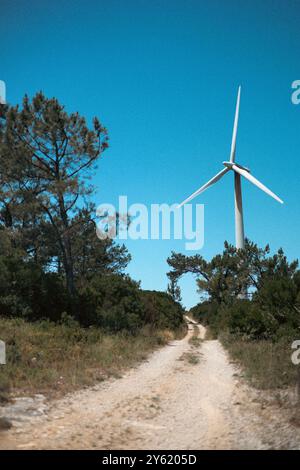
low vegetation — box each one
[188,325,202,348]
[0,317,186,401]
[220,331,298,389]
[179,325,202,365]
[179,351,200,365]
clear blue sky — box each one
[1,0,299,308]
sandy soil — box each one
[1,321,300,450]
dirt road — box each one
[1,322,300,449]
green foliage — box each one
[167,276,182,302]
[0,255,70,321]
[0,241,185,332]
[189,300,219,327]
[0,92,109,296]
[0,93,184,334]
[167,243,249,303]
[140,290,184,330]
[173,241,300,341]
[77,279,185,333]
[77,274,144,332]
[216,300,278,339]
[255,277,299,322]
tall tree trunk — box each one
[58,194,75,298]
[64,237,75,297]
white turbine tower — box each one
[178,86,283,250]
[0,80,6,104]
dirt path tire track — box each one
[1,322,300,449]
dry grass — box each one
[204,327,216,341]
[179,325,202,365]
[0,318,185,400]
[220,331,299,390]
[188,325,203,348]
[179,351,200,365]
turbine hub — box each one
[222,161,233,169]
[222,161,250,173]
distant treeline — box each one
[168,240,300,341]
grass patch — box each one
[0,417,12,430]
[179,351,200,365]
[0,317,184,400]
[189,337,202,348]
[188,325,203,348]
[220,331,299,390]
[186,353,200,365]
[204,326,216,341]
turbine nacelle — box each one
[223,161,250,173]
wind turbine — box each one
[178,86,283,250]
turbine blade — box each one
[232,164,283,204]
[178,168,229,208]
[230,86,241,163]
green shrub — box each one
[140,290,184,330]
[254,277,300,331]
[77,274,145,332]
[190,296,299,341]
[221,300,278,340]
[0,256,185,334]
[0,257,69,321]
[189,300,218,326]
[77,278,185,333]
